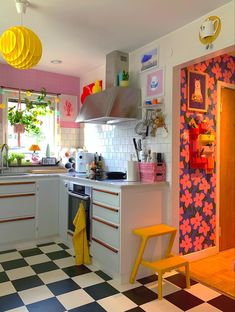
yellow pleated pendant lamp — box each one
[0,1,42,70]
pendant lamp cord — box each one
[20,12,23,26]
[17,89,21,111]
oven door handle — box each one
[67,190,90,201]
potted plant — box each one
[14,153,25,166]
[8,88,54,146]
[120,70,129,87]
[6,153,16,166]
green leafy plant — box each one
[8,88,54,135]
[6,153,16,165]
[13,152,25,165]
[122,70,129,81]
[14,153,25,160]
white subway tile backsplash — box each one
[84,121,171,181]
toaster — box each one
[75,152,94,173]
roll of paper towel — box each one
[127,160,140,181]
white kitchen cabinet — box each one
[58,179,69,242]
[90,183,168,282]
[0,181,36,245]
[93,188,120,208]
[37,178,59,238]
[91,187,121,276]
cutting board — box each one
[29,168,67,174]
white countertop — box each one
[0,172,168,189]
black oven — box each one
[67,183,91,241]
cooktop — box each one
[67,171,127,182]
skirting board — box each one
[0,235,60,252]
[182,246,217,262]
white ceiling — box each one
[0,0,232,77]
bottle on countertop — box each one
[98,154,104,170]
[151,152,157,163]
[147,149,152,162]
[94,152,98,166]
[46,144,50,157]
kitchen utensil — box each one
[137,139,142,151]
[133,138,140,162]
[135,110,151,138]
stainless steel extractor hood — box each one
[76,51,141,124]
[76,86,141,124]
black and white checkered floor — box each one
[0,242,234,312]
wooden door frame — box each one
[216,81,235,253]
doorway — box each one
[218,82,235,251]
[188,81,235,298]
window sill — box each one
[9,164,60,168]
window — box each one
[2,89,57,162]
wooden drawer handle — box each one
[93,188,119,196]
[92,237,118,253]
[93,202,119,212]
[0,216,35,223]
[92,216,119,229]
[0,193,35,199]
[0,182,35,186]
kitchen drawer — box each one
[91,238,119,274]
[93,202,119,224]
[0,194,36,219]
[93,188,120,208]
[92,217,119,249]
[0,181,36,195]
[0,218,35,244]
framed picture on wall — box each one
[140,47,159,72]
[188,70,208,112]
[60,94,77,122]
[146,67,164,98]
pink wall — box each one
[0,63,80,127]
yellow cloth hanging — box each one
[72,201,91,265]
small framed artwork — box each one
[140,47,159,72]
[59,94,79,128]
[60,94,78,121]
[146,67,164,98]
[188,70,208,112]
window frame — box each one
[1,89,58,158]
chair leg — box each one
[165,230,176,258]
[129,237,148,283]
[185,262,190,289]
[158,271,163,300]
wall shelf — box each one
[139,65,158,74]
[142,104,163,109]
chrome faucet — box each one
[0,143,9,174]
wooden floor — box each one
[187,248,235,298]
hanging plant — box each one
[8,88,54,136]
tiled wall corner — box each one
[57,127,83,151]
[84,121,171,180]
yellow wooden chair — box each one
[129,224,190,300]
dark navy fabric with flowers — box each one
[179,54,235,255]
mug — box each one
[199,18,219,39]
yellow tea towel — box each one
[72,201,91,265]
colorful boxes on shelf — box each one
[139,162,166,182]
